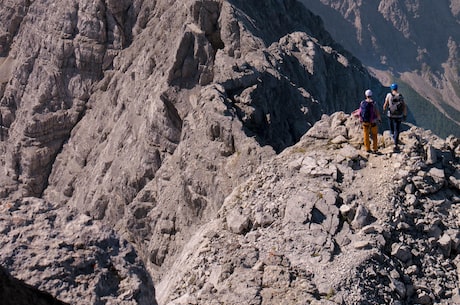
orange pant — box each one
[363,123,378,151]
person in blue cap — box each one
[383,83,407,151]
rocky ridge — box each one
[1,112,459,305]
[1,0,381,294]
[156,113,460,305]
[0,0,459,304]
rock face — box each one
[0,0,459,305]
[0,198,156,305]
[0,0,376,198]
[155,114,460,305]
[0,266,68,305]
[302,0,460,138]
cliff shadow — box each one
[225,71,323,153]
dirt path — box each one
[347,148,405,224]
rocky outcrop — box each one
[1,112,459,305]
[155,113,460,305]
[0,197,156,305]
[0,0,381,302]
[1,1,458,305]
[0,266,68,305]
[0,0,381,200]
[0,0,141,198]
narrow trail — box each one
[355,149,404,223]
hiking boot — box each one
[373,150,382,155]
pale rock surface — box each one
[0,197,156,305]
[155,115,460,305]
[0,0,381,303]
[0,1,459,305]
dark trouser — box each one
[388,117,402,145]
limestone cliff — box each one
[1,1,459,305]
[0,0,378,268]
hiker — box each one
[383,83,407,151]
[359,89,381,153]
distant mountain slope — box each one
[302,0,460,137]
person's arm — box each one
[383,94,389,111]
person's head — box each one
[390,83,398,91]
[365,89,373,98]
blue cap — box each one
[390,83,398,90]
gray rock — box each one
[226,208,251,234]
[391,243,413,263]
[0,198,155,305]
[306,115,331,139]
[353,240,371,249]
[390,277,407,298]
[416,291,433,305]
[0,1,459,305]
[449,169,460,190]
[0,266,68,305]
[425,145,438,165]
[438,234,452,257]
[452,289,460,304]
[338,144,360,161]
[351,204,370,229]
